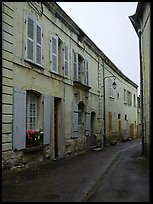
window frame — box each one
[64,44,69,77]
[50,34,58,74]
[25,15,43,67]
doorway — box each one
[54,97,62,159]
[90,111,96,146]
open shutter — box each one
[36,22,42,65]
[73,50,78,81]
[64,44,68,77]
[72,100,78,138]
[85,60,89,85]
[26,16,34,62]
[50,34,58,73]
[43,96,51,145]
[85,106,91,136]
[13,88,26,151]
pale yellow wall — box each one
[2,2,139,169]
[141,3,150,152]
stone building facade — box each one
[2,2,138,170]
[129,2,151,158]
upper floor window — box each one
[25,15,43,66]
[73,50,89,85]
[127,91,132,106]
[124,89,127,102]
[50,34,69,77]
[133,94,136,107]
[109,78,114,98]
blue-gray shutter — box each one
[36,23,42,65]
[64,44,68,77]
[85,106,91,136]
[72,100,78,138]
[43,96,51,145]
[73,51,78,81]
[13,88,26,151]
[85,60,89,85]
[50,34,58,73]
[26,16,34,61]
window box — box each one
[26,129,44,148]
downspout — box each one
[138,28,145,155]
[102,59,106,146]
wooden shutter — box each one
[13,88,26,151]
[73,50,78,81]
[36,23,42,65]
[72,100,78,138]
[85,60,89,85]
[43,96,51,145]
[50,34,58,73]
[64,44,68,77]
[85,106,91,136]
[26,16,34,62]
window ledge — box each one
[24,59,44,70]
[23,145,44,153]
[73,80,91,90]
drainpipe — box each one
[138,28,145,155]
[102,59,106,146]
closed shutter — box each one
[26,16,34,62]
[13,88,26,151]
[50,34,58,73]
[85,106,91,136]
[72,100,78,138]
[73,50,78,81]
[85,60,89,85]
[36,23,42,65]
[43,96,51,145]
[64,44,68,77]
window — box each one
[124,89,127,102]
[73,50,78,81]
[109,78,114,97]
[117,92,120,99]
[85,60,89,85]
[78,102,85,125]
[133,94,136,107]
[78,101,85,137]
[125,114,128,120]
[26,91,43,148]
[50,34,58,73]
[25,15,43,66]
[26,92,38,130]
[13,88,51,151]
[50,35,69,77]
[118,114,121,119]
[64,44,68,77]
[73,50,89,85]
[127,91,132,106]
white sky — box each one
[57,2,140,94]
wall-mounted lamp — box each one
[112,80,117,90]
[103,75,117,146]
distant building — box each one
[2,2,138,170]
[129,2,151,158]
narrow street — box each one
[84,140,149,202]
[2,138,149,202]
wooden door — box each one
[54,98,58,158]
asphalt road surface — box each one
[2,138,149,202]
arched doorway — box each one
[90,111,96,146]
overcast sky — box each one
[57,2,140,94]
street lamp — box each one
[103,75,117,146]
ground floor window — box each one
[26,91,43,148]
